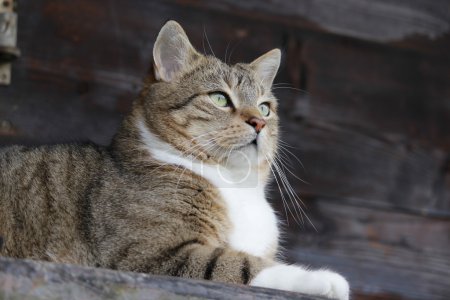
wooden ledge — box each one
[0,257,324,300]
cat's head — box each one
[138,21,280,180]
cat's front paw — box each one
[308,269,349,300]
[251,265,349,300]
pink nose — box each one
[247,117,266,133]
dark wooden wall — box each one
[1,1,449,299]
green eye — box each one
[209,92,229,107]
[258,103,270,117]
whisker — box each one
[270,157,305,224]
[270,155,317,231]
[272,86,309,93]
[264,154,297,226]
[277,143,306,172]
[173,145,216,200]
[261,133,316,230]
[278,139,298,149]
[203,26,215,57]
[224,41,231,64]
[227,40,241,64]
[275,154,309,185]
[148,134,223,175]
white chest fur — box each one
[218,186,279,257]
[140,123,279,258]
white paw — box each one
[251,265,349,300]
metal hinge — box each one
[0,0,19,85]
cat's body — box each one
[0,21,349,299]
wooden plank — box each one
[0,66,135,146]
[273,198,450,300]
[15,0,285,78]
[285,35,450,151]
[0,257,323,300]
[272,120,449,216]
[171,0,450,58]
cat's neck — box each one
[137,116,267,190]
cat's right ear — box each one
[153,21,199,82]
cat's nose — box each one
[247,117,266,133]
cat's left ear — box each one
[250,49,281,88]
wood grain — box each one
[273,198,450,300]
[0,257,323,300]
[275,119,450,216]
[170,0,450,57]
[288,35,450,151]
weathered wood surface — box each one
[273,198,450,300]
[0,1,449,300]
[169,0,450,57]
[0,257,322,300]
[279,120,449,216]
[286,36,450,150]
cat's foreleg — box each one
[110,240,349,300]
[152,242,349,300]
[158,242,272,285]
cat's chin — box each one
[224,142,259,165]
[230,138,258,150]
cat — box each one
[0,21,349,300]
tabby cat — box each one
[0,21,349,299]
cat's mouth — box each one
[233,138,258,151]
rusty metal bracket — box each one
[0,0,19,85]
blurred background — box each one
[0,1,449,299]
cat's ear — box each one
[153,21,199,82]
[250,49,281,88]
